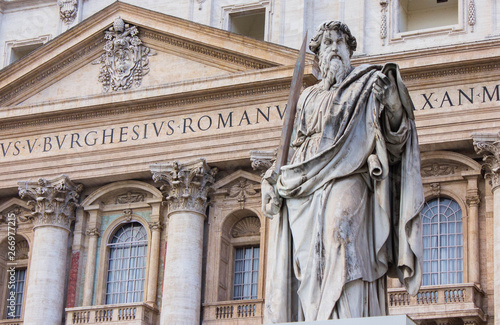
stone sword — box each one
[273,33,308,177]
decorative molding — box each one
[86,227,101,237]
[468,0,476,32]
[472,132,500,192]
[92,17,155,92]
[227,179,258,209]
[58,0,78,25]
[151,158,217,215]
[18,175,83,231]
[250,149,275,173]
[15,239,29,260]
[141,31,274,70]
[402,62,500,81]
[231,216,261,238]
[466,194,480,207]
[123,208,133,221]
[0,36,105,106]
[115,192,145,204]
[0,206,30,224]
[421,163,461,177]
[0,82,290,131]
[149,221,162,231]
[429,183,441,197]
[380,0,388,42]
[3,34,52,67]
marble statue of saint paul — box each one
[262,21,424,322]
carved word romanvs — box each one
[93,17,155,92]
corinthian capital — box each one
[472,132,500,192]
[151,158,217,215]
[18,175,83,231]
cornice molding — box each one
[0,80,291,131]
[0,34,105,106]
[141,31,276,71]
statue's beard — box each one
[319,52,349,90]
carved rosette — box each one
[92,17,155,92]
[18,175,83,231]
[151,158,217,216]
[58,0,78,25]
[473,133,500,191]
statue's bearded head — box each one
[309,21,357,90]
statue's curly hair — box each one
[309,21,357,57]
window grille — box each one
[6,268,26,319]
[233,246,259,300]
[105,222,148,304]
[421,197,463,286]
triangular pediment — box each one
[0,1,315,112]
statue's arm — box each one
[372,69,404,131]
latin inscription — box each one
[0,104,286,159]
[413,82,500,110]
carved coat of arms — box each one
[93,17,154,92]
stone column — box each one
[18,175,82,325]
[151,158,216,325]
[146,220,161,306]
[473,132,500,319]
[466,189,480,284]
[82,226,100,306]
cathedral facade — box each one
[0,0,498,324]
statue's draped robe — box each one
[264,64,424,322]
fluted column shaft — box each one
[151,158,216,325]
[18,175,82,325]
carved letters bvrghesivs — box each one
[93,17,155,92]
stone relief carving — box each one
[123,208,133,221]
[379,0,388,42]
[0,206,30,224]
[231,216,261,238]
[92,17,155,92]
[421,162,461,177]
[86,227,101,237]
[151,158,217,215]
[250,150,276,175]
[473,132,500,191]
[18,175,83,231]
[58,0,78,25]
[468,0,476,31]
[429,183,441,197]
[15,239,29,260]
[227,179,258,209]
[149,221,162,231]
[115,191,145,204]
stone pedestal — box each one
[151,158,216,325]
[473,132,500,321]
[18,175,82,325]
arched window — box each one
[421,197,463,286]
[105,222,148,304]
